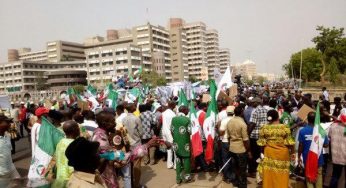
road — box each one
[12,137,344,188]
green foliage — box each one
[255,76,267,85]
[35,72,48,91]
[141,71,167,87]
[328,57,340,85]
[244,78,254,86]
[312,26,346,74]
[283,48,322,81]
[72,85,85,94]
[188,76,198,83]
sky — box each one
[1,0,346,74]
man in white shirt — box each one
[161,101,176,168]
[322,87,329,101]
[219,106,235,183]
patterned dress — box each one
[171,114,191,183]
[257,124,295,188]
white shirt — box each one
[323,90,329,101]
[219,116,233,143]
[116,113,127,130]
[161,109,176,143]
[82,120,98,138]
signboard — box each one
[200,67,209,81]
[297,104,314,122]
[229,84,238,99]
[202,94,211,103]
[218,91,233,104]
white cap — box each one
[20,102,25,105]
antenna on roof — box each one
[146,8,150,24]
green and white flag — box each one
[28,117,64,179]
[178,89,189,106]
[107,89,118,109]
[87,84,97,96]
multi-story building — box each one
[132,23,172,81]
[46,40,85,62]
[184,22,208,80]
[219,48,231,73]
[231,59,257,80]
[168,18,189,82]
[8,48,47,62]
[84,36,142,86]
[206,29,220,78]
[0,60,86,93]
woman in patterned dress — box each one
[257,110,295,188]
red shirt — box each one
[19,107,27,122]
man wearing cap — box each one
[219,105,235,183]
[66,137,106,188]
[328,108,346,188]
[0,115,20,186]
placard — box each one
[297,104,314,122]
[202,94,211,103]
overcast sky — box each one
[1,0,345,74]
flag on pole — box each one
[100,83,113,100]
[216,67,233,100]
[87,84,97,96]
[133,66,142,76]
[204,80,218,164]
[189,101,203,158]
[178,89,189,107]
[305,102,327,182]
[28,117,64,179]
[66,87,77,105]
[107,90,118,109]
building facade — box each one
[231,59,256,80]
[219,48,231,73]
[168,18,189,82]
[206,29,220,78]
[0,60,86,93]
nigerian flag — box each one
[87,84,97,96]
[305,102,327,182]
[107,89,118,109]
[28,117,64,179]
[189,101,203,158]
[203,79,218,164]
[178,89,189,106]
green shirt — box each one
[280,112,294,127]
[55,138,74,180]
[171,115,191,157]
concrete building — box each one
[184,22,208,80]
[132,23,172,81]
[206,29,220,78]
[8,48,47,62]
[0,60,86,93]
[168,18,189,82]
[231,59,256,80]
[219,48,231,73]
[45,69,87,90]
[47,40,85,62]
[84,36,142,86]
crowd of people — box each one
[0,84,346,188]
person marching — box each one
[171,105,193,184]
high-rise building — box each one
[219,48,231,73]
[168,18,189,82]
[206,29,220,78]
[8,48,47,62]
[184,22,208,80]
[132,23,172,81]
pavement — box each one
[12,136,344,188]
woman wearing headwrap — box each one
[257,110,295,188]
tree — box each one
[141,71,167,87]
[256,76,267,85]
[283,48,322,82]
[312,26,346,81]
[328,57,340,85]
[35,72,48,91]
[188,76,198,83]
